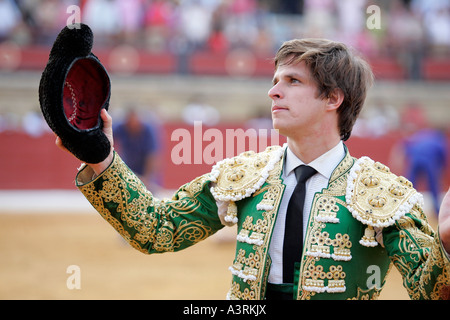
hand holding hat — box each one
[39,23,112,164]
[55,108,114,176]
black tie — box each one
[283,165,317,284]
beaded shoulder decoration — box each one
[210,145,285,225]
[346,156,424,247]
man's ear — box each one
[326,88,344,111]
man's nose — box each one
[268,83,282,100]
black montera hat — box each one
[39,23,111,164]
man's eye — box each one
[291,78,300,84]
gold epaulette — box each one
[210,145,285,225]
[345,156,424,247]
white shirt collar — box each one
[284,141,346,181]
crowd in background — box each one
[1,0,449,134]
[0,0,449,60]
[0,0,448,196]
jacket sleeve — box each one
[382,205,450,300]
[75,151,224,254]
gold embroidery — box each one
[229,249,262,283]
[298,152,355,300]
[227,147,285,300]
[390,206,450,300]
[332,233,352,261]
[225,201,238,224]
[348,287,382,300]
[78,153,216,254]
[303,264,346,293]
[346,157,423,230]
[307,231,333,259]
[210,146,284,203]
[79,148,450,300]
[227,281,257,300]
[255,185,279,210]
[362,225,378,247]
[306,231,352,261]
[316,197,340,223]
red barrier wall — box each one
[1,124,449,192]
[0,132,84,189]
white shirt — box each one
[268,141,346,284]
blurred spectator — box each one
[387,0,425,80]
[224,0,259,49]
[116,0,143,44]
[33,0,67,45]
[335,0,367,48]
[143,0,174,51]
[423,4,450,56]
[83,0,122,45]
[404,128,447,215]
[207,1,229,53]
[179,0,213,50]
[303,0,336,39]
[411,0,450,54]
[113,107,162,189]
[391,103,448,215]
[0,0,22,41]
[207,25,229,53]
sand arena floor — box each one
[0,206,426,300]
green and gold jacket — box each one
[76,145,450,300]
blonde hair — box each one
[275,38,374,141]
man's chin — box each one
[271,122,286,136]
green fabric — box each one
[76,149,450,300]
[77,152,224,254]
[267,283,294,294]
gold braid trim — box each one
[77,152,216,254]
[346,156,424,247]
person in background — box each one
[404,127,447,215]
[113,107,161,189]
[391,103,448,216]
